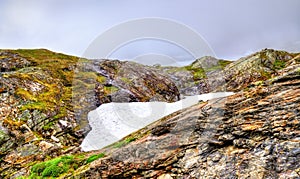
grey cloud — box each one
[0,0,299,62]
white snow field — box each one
[80,92,234,151]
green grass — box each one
[75,71,98,81]
[42,121,54,130]
[11,49,80,88]
[185,65,206,80]
[0,130,9,143]
[26,152,104,178]
[97,75,107,83]
[205,60,232,72]
[20,102,47,111]
[273,59,286,70]
[103,85,119,94]
[120,77,132,84]
[86,153,105,164]
[113,137,136,148]
[218,60,232,68]
[30,155,78,178]
[164,60,232,80]
[260,70,272,79]
[254,80,264,86]
[15,88,36,101]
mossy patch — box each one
[15,88,36,101]
[86,153,105,164]
[273,59,286,70]
[185,65,206,80]
[42,121,55,130]
[218,60,232,68]
[113,137,136,148]
[0,130,9,144]
[11,49,81,87]
[75,71,98,82]
[254,80,264,86]
[205,60,232,72]
[20,102,47,111]
[96,75,107,83]
[17,85,61,112]
[260,70,272,79]
[29,155,78,178]
[120,77,133,84]
[103,86,119,95]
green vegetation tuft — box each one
[120,77,132,84]
[218,60,232,68]
[185,65,206,80]
[103,86,119,94]
[203,60,232,72]
[273,59,286,70]
[97,75,107,83]
[254,80,264,86]
[113,137,136,148]
[75,71,99,83]
[260,70,272,79]
[30,155,77,178]
[12,49,81,88]
[86,153,105,164]
[42,121,54,130]
[0,130,9,143]
[21,101,47,111]
[15,88,36,101]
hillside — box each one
[0,49,180,177]
[0,48,299,178]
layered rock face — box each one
[74,61,300,179]
[222,48,299,91]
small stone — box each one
[59,120,69,128]
[51,135,60,142]
[218,134,235,141]
[157,174,173,179]
[211,152,222,162]
[39,141,54,151]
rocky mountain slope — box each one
[0,49,179,177]
[68,50,300,178]
[0,48,299,178]
[72,64,300,178]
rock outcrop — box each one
[222,48,300,91]
[154,56,232,95]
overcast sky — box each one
[0,0,299,65]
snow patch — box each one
[81,92,234,151]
